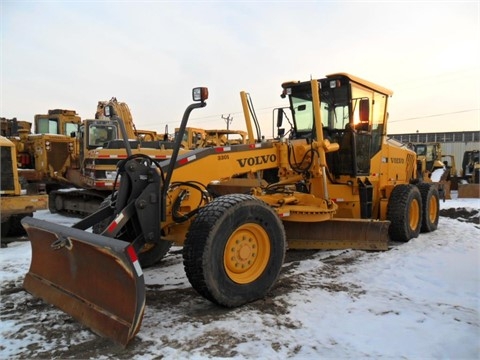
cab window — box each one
[88,125,117,147]
[65,123,78,136]
[37,118,58,134]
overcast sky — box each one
[1,1,479,136]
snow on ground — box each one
[1,196,479,359]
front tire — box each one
[183,194,286,307]
[417,183,439,233]
[387,184,422,242]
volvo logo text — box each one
[237,154,277,167]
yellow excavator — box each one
[22,74,439,346]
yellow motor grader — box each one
[22,74,439,346]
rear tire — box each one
[183,194,286,307]
[417,183,439,233]
[387,184,422,242]
[93,195,171,268]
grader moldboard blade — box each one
[22,216,145,347]
[284,218,390,251]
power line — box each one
[390,109,480,123]
[145,106,480,129]
[221,114,233,130]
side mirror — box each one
[276,109,284,128]
[104,105,115,118]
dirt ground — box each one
[1,208,477,359]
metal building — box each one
[388,131,480,176]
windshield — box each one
[88,124,118,147]
[288,80,351,137]
[415,145,427,156]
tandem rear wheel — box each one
[387,183,439,243]
[416,182,440,233]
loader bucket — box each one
[22,217,145,347]
[284,218,390,251]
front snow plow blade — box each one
[284,218,390,251]
[22,217,145,347]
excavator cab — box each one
[87,123,118,147]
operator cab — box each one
[35,114,80,136]
[86,122,119,149]
[279,73,392,178]
[77,120,119,151]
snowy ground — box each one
[1,195,479,359]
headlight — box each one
[192,87,208,102]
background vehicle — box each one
[22,74,439,346]
[174,127,247,149]
[95,97,169,142]
[461,150,479,183]
[409,142,453,200]
[2,109,81,193]
[48,100,178,216]
[410,142,444,174]
[1,101,176,217]
[1,136,48,242]
[204,129,247,146]
[1,117,32,136]
[175,126,206,149]
[458,150,480,198]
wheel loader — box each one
[21,73,440,346]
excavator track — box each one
[49,189,107,217]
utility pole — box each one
[221,114,233,130]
